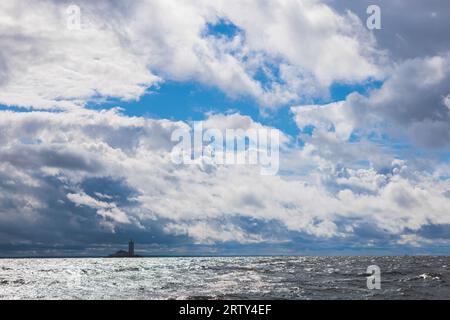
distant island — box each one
[108,240,141,258]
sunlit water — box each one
[1,256,449,299]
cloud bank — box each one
[0,0,449,255]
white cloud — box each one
[397,235,450,247]
[213,0,383,85]
[0,1,160,109]
[0,109,449,246]
[67,192,131,225]
[0,1,449,251]
[292,54,450,150]
[164,222,264,244]
[292,101,356,141]
[0,0,384,110]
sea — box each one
[0,256,449,300]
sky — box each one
[0,0,450,257]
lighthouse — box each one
[128,240,134,257]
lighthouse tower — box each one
[128,240,134,257]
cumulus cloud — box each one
[67,192,131,226]
[164,221,264,245]
[0,109,449,254]
[292,54,450,149]
[0,1,449,255]
[0,1,160,109]
[0,0,383,110]
[213,0,383,86]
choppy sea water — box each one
[1,256,449,300]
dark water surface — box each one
[0,256,449,299]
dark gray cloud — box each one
[0,145,102,172]
[0,169,189,257]
[347,54,450,148]
[328,0,450,60]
